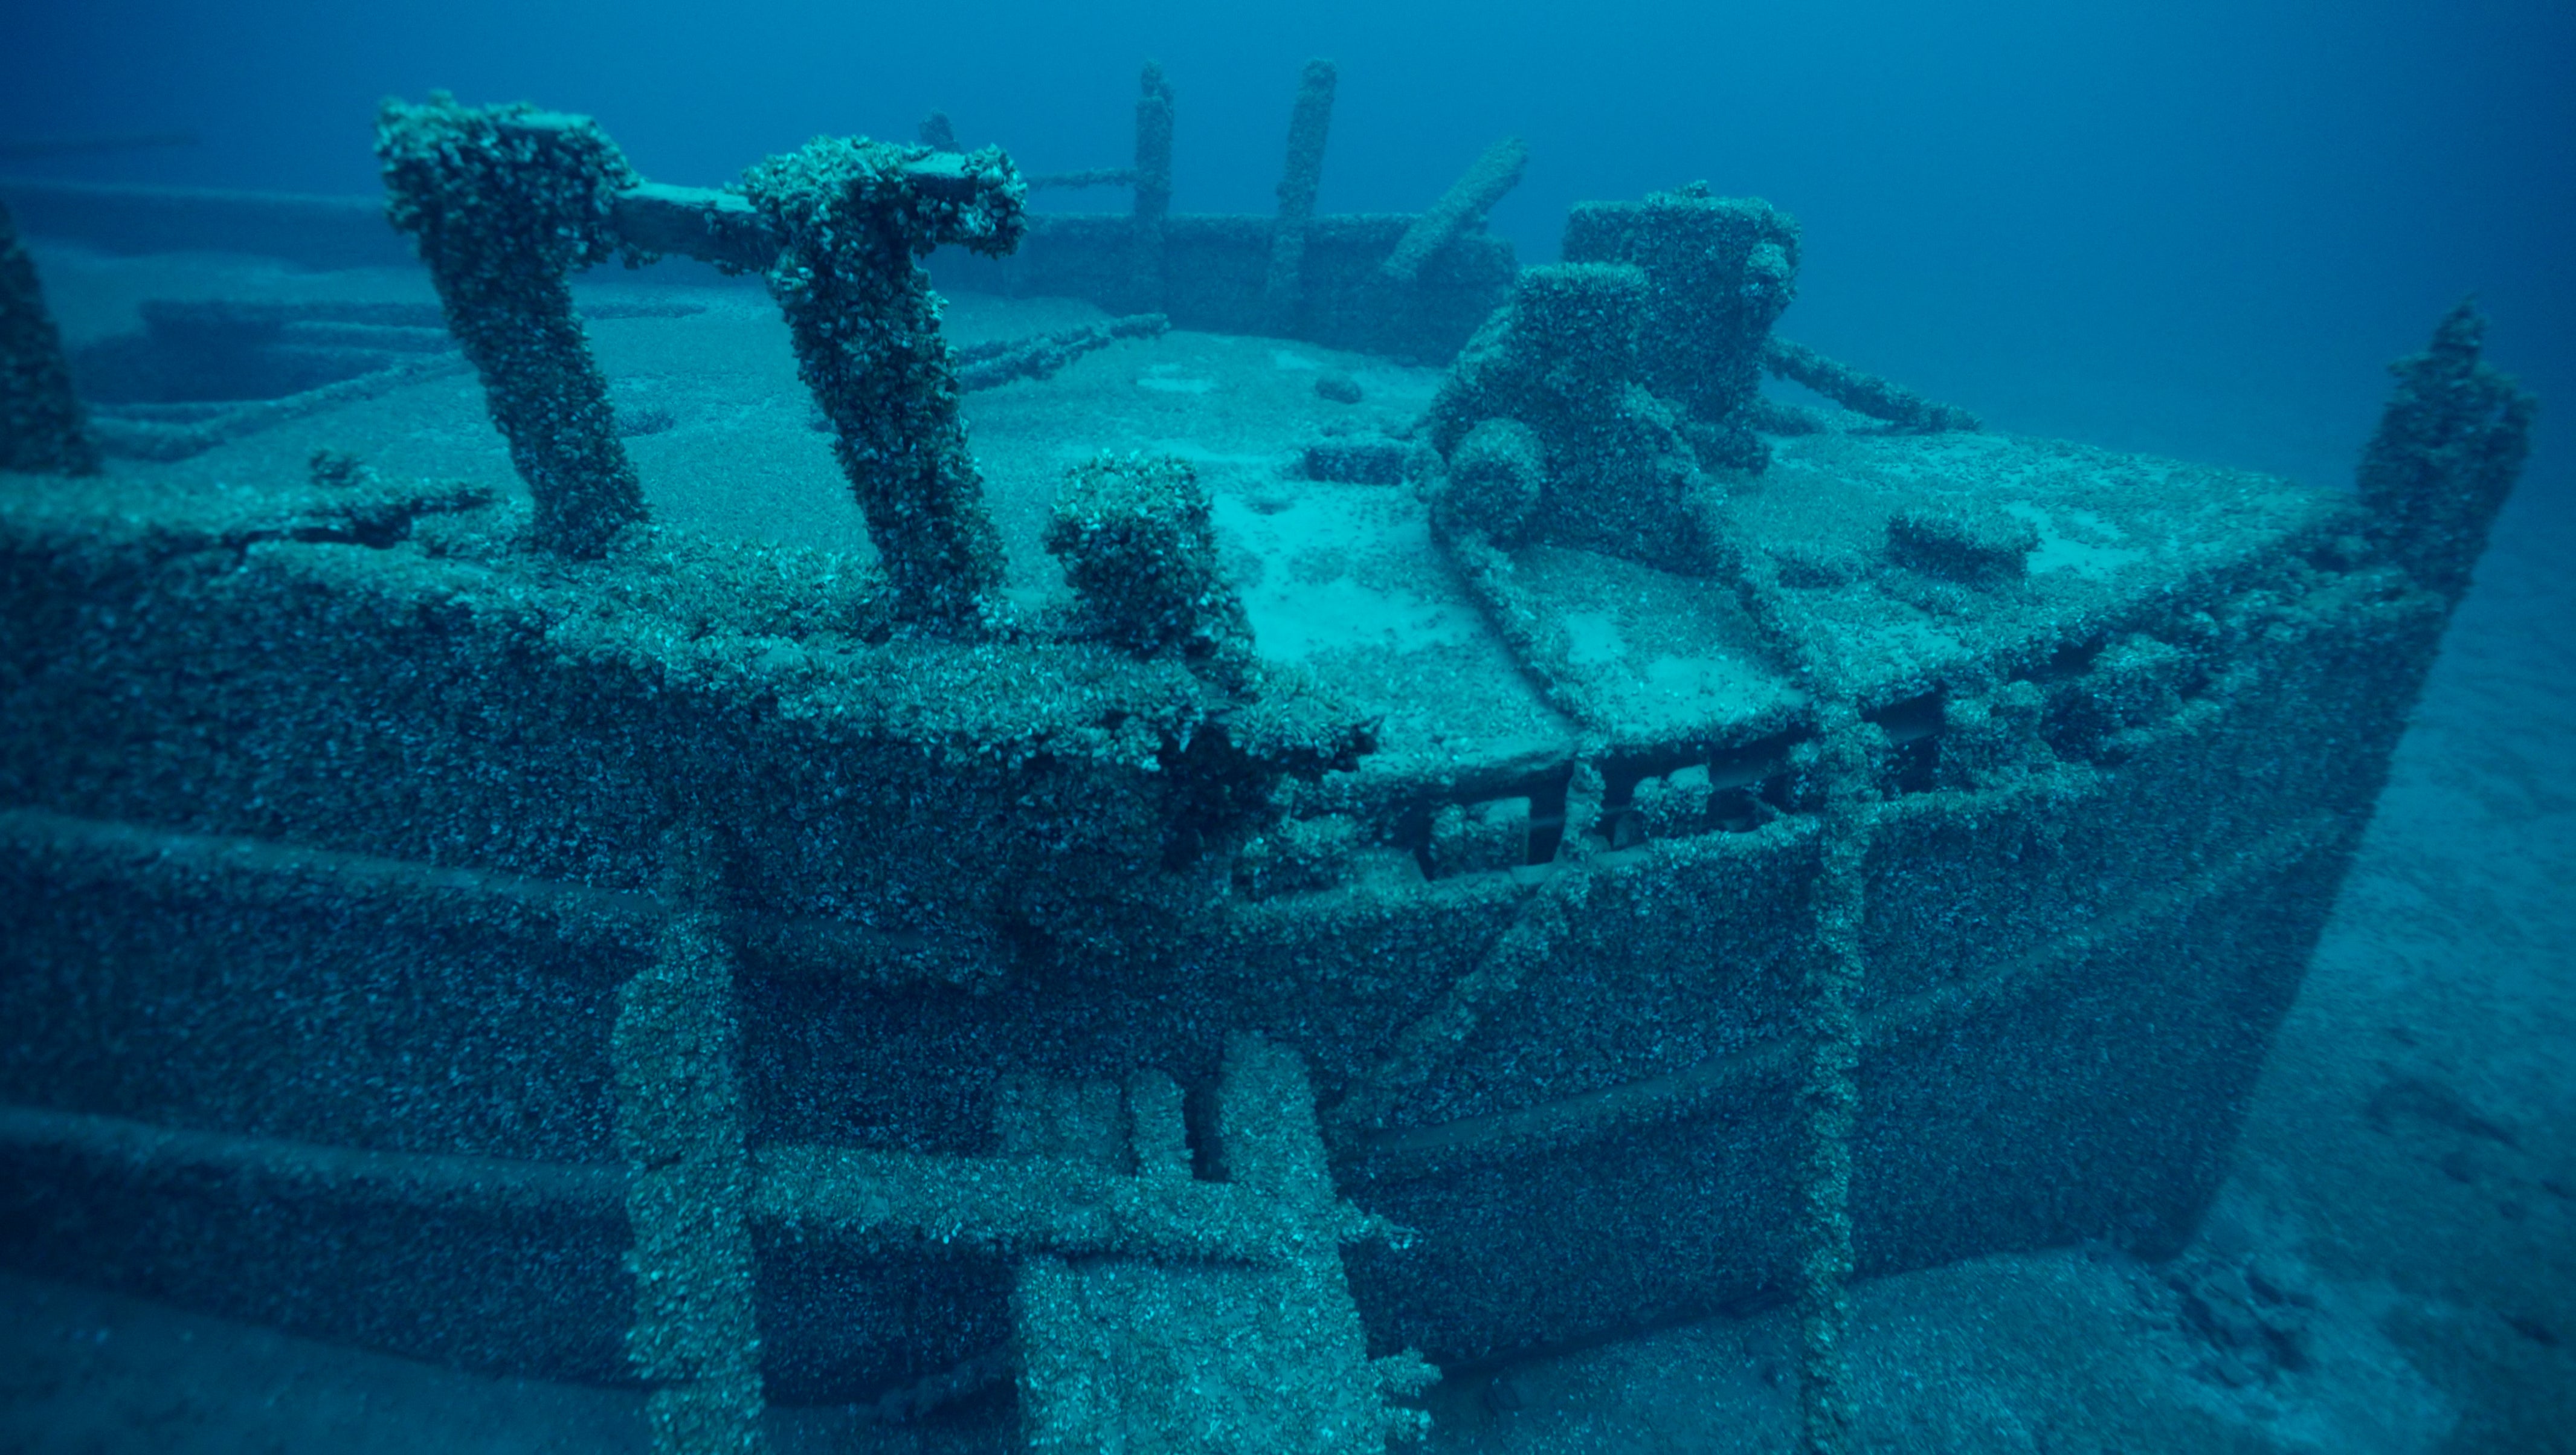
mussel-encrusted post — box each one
[2357,301,2536,605]
[378,96,648,558]
[915,111,962,152]
[616,824,765,1454]
[1129,60,1176,314]
[0,199,101,476]
[1260,59,1338,338]
[741,140,1026,632]
[1791,706,1872,1455]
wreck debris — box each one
[1313,369,1365,405]
[1381,136,1527,285]
[2357,300,2536,604]
[1014,1038,1435,1452]
[955,311,1167,391]
[1765,335,1982,433]
[1562,182,1800,471]
[0,198,101,475]
[1426,263,1728,573]
[377,96,649,558]
[1262,59,1339,336]
[1045,452,1257,691]
[926,60,1513,363]
[1884,505,2039,587]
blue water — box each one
[4,3,2572,1450]
[6,0,2572,499]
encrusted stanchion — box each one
[1789,708,1873,1455]
[377,94,1034,629]
[906,61,1518,362]
[1129,61,1176,314]
[2357,301,2535,606]
[0,199,102,476]
[1261,59,1338,337]
[616,824,766,1454]
[739,139,1026,631]
[377,97,649,558]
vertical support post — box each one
[1260,59,1337,338]
[1717,549,1879,1455]
[1128,60,1176,315]
[916,111,962,152]
[740,138,1027,633]
[0,199,102,476]
[2356,300,2536,606]
[1794,706,1872,1455]
[616,823,767,1454]
[377,97,649,558]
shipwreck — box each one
[0,59,2536,1454]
